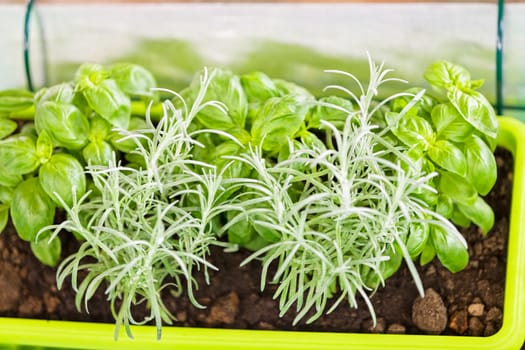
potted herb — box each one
[0,57,524,350]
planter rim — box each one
[1,117,524,350]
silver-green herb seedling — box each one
[225,56,466,325]
[44,68,239,340]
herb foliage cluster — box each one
[0,57,498,338]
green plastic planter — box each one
[0,117,524,350]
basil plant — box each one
[0,62,157,266]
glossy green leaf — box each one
[31,236,61,267]
[253,220,281,243]
[0,89,34,113]
[0,186,13,204]
[20,123,37,139]
[424,61,471,89]
[226,212,269,251]
[273,79,314,99]
[209,141,252,178]
[428,140,466,177]
[82,140,115,166]
[39,153,86,208]
[406,223,429,258]
[309,96,353,129]
[431,103,474,142]
[10,177,55,242]
[188,69,248,131]
[109,117,147,153]
[0,118,17,139]
[366,243,403,288]
[0,204,8,233]
[450,207,471,228]
[35,83,74,104]
[74,63,109,84]
[300,131,326,151]
[35,101,89,150]
[436,195,453,218]
[81,79,131,129]
[0,135,39,175]
[431,226,468,273]
[438,171,477,206]
[464,135,497,196]
[448,87,498,140]
[419,240,436,266]
[88,115,112,142]
[469,79,484,90]
[251,95,310,152]
[391,87,437,117]
[241,72,280,104]
[0,172,22,188]
[457,196,494,235]
[386,112,434,148]
[110,63,157,99]
[36,130,54,164]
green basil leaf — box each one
[413,186,438,207]
[0,89,34,113]
[309,96,353,129]
[82,140,114,166]
[436,195,453,218]
[273,79,314,99]
[253,218,281,243]
[0,204,8,233]
[431,225,468,273]
[407,223,429,258]
[464,135,497,196]
[0,118,17,139]
[241,71,280,104]
[448,87,498,139]
[424,61,471,89]
[88,115,112,142]
[226,212,268,251]
[110,63,157,99]
[81,79,131,129]
[251,95,310,152]
[366,243,403,288]
[109,116,147,153]
[0,135,39,175]
[419,240,436,266]
[36,130,54,164]
[391,87,437,117]
[431,103,474,142]
[300,131,326,151]
[188,69,248,131]
[0,186,13,204]
[438,171,477,206]
[11,177,55,241]
[30,236,61,267]
[386,112,434,148]
[35,83,74,105]
[211,140,242,161]
[35,101,89,150]
[0,172,22,188]
[457,196,494,235]
[39,153,86,208]
[75,63,109,83]
[428,140,467,177]
[20,123,38,139]
[469,79,484,90]
[450,206,471,228]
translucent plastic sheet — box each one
[0,1,524,120]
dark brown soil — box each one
[0,149,521,346]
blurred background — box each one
[0,0,523,119]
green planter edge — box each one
[1,117,524,350]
